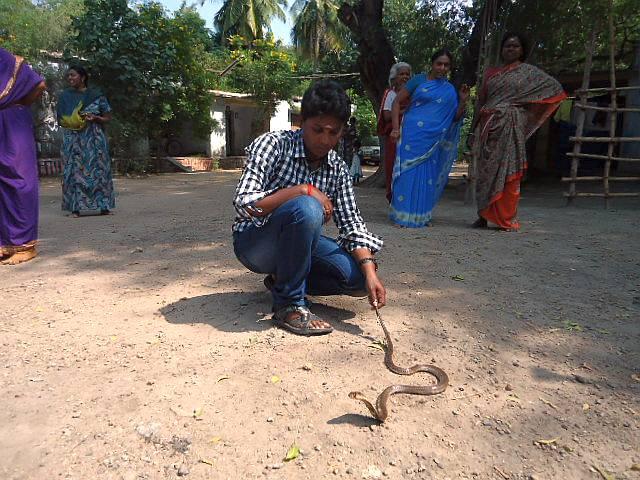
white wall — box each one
[207,97,292,157]
[270,100,292,132]
[232,105,257,156]
[207,99,226,157]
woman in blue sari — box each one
[57,66,114,217]
[389,49,469,227]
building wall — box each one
[270,100,292,132]
[208,97,292,157]
[208,99,227,157]
[231,104,259,155]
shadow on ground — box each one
[160,291,363,336]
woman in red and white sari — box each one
[377,62,411,203]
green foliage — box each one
[220,35,311,112]
[495,0,640,74]
[291,0,349,63]
[212,0,287,43]
[349,90,376,141]
[458,86,476,158]
[209,35,312,138]
[383,0,472,73]
[0,0,84,62]
[68,0,216,145]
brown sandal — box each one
[272,305,333,336]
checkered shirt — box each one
[232,129,383,253]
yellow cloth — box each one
[59,102,86,130]
[554,99,573,122]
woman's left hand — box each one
[459,84,471,103]
[83,113,98,122]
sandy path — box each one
[1,172,638,480]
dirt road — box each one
[1,172,639,480]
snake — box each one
[349,306,449,422]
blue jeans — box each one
[233,196,366,310]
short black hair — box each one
[301,80,351,123]
[500,32,529,61]
[68,65,89,86]
[430,49,454,66]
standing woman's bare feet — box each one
[471,217,488,229]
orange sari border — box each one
[483,170,525,209]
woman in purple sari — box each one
[0,48,46,265]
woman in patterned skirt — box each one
[57,66,115,217]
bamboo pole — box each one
[568,31,596,204]
[561,176,640,182]
[465,0,498,206]
[563,192,640,197]
[567,152,640,162]
[576,85,640,93]
[575,104,640,113]
[604,0,617,209]
[569,136,640,142]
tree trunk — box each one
[338,0,395,110]
[452,0,507,88]
[338,0,394,188]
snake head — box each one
[348,391,384,421]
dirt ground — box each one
[1,170,639,480]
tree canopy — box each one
[209,0,287,44]
[68,0,217,145]
[3,0,638,162]
[0,0,84,63]
[291,0,348,63]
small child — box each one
[350,140,363,183]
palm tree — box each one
[290,0,347,62]
[207,0,287,43]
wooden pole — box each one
[604,0,617,209]
[575,104,640,113]
[568,31,596,205]
[465,0,498,206]
[563,192,640,197]
[577,85,640,93]
[569,136,640,142]
[567,152,640,162]
[561,176,640,182]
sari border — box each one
[0,240,37,256]
[483,169,526,210]
[0,54,24,103]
